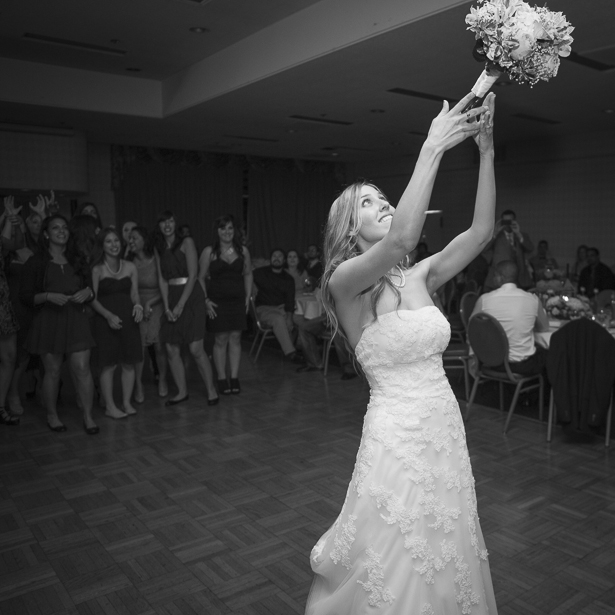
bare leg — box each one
[7,353,29,415]
[69,350,96,429]
[134,358,145,403]
[155,342,168,397]
[189,340,218,401]
[228,331,242,378]
[41,353,64,427]
[166,343,187,401]
[213,332,229,380]
[100,364,127,419]
[121,363,137,415]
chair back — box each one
[468,312,509,368]
[249,296,267,331]
[595,289,615,311]
[459,292,478,329]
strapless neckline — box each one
[355,305,440,353]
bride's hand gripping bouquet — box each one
[463,0,574,110]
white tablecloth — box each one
[535,319,615,348]
[295,293,324,320]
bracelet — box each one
[134,304,143,310]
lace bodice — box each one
[356,306,451,400]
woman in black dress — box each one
[91,228,143,418]
[155,211,218,406]
[0,200,25,426]
[20,215,98,434]
[198,214,252,394]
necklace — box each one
[224,245,234,255]
[389,265,406,288]
[104,259,122,275]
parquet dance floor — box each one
[1,346,614,615]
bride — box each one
[305,91,498,614]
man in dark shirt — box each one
[305,244,323,286]
[253,249,300,360]
[578,247,615,299]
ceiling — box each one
[0,0,614,162]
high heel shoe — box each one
[207,396,219,406]
[83,422,100,435]
[218,379,231,395]
[0,407,19,426]
[230,378,240,394]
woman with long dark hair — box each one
[198,214,252,395]
[128,225,168,401]
[305,93,498,613]
[155,211,218,406]
[90,228,143,418]
[20,214,98,433]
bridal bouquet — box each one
[465,0,574,100]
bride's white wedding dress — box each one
[305,307,497,614]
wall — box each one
[346,129,615,270]
[78,143,116,227]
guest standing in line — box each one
[198,214,252,395]
[91,228,143,418]
[0,199,25,425]
[20,214,98,434]
[75,202,104,231]
[128,226,169,401]
[155,211,218,406]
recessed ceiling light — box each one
[189,27,209,33]
[604,109,614,114]
[126,67,141,72]
[370,109,385,113]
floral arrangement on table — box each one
[542,292,593,320]
[464,0,574,104]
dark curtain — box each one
[248,159,343,259]
[113,148,244,252]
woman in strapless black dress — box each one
[20,215,98,434]
[91,228,143,419]
[155,211,218,406]
[198,215,252,395]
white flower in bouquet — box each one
[545,296,562,308]
[465,0,574,100]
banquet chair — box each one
[465,312,544,433]
[459,291,479,330]
[248,296,275,364]
[546,317,615,447]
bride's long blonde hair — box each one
[322,181,411,352]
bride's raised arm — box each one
[425,92,496,294]
[329,92,486,303]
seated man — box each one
[578,247,615,299]
[294,311,358,379]
[471,260,549,375]
[529,239,559,282]
[304,244,323,287]
[253,249,301,361]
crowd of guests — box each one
[457,209,615,382]
[0,193,357,435]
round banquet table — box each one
[535,319,615,348]
[295,292,324,320]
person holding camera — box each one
[483,209,534,291]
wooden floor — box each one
[0,345,614,615]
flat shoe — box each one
[48,422,67,432]
[207,396,219,406]
[83,422,100,435]
[165,395,189,406]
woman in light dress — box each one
[305,92,498,614]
